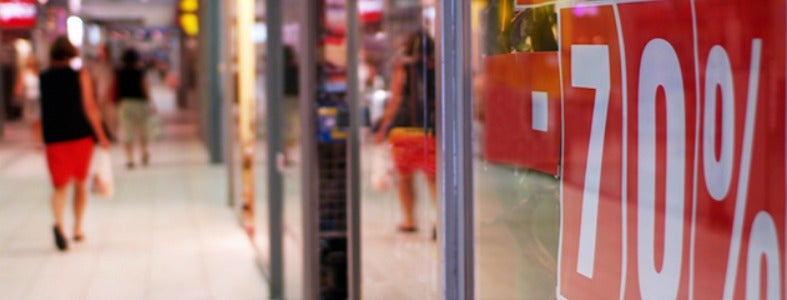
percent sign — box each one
[717,39,781,300]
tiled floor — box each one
[0,88,267,299]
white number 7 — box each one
[572,45,611,278]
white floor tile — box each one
[0,109,268,300]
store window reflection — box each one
[360,1,439,298]
[473,1,560,299]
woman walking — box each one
[374,30,437,235]
[114,48,152,169]
[40,36,110,251]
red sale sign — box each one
[556,0,787,299]
[0,0,37,29]
[691,1,786,299]
[484,52,561,175]
[558,5,625,299]
[617,1,698,298]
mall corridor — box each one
[0,85,267,299]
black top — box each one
[284,63,299,96]
[115,67,146,100]
[39,67,94,144]
[390,61,436,131]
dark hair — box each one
[121,48,140,66]
[50,36,78,62]
[403,30,435,58]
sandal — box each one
[53,225,68,251]
[397,224,418,233]
[73,234,84,242]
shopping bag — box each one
[91,147,114,198]
[147,114,165,141]
[370,144,394,192]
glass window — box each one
[360,1,440,298]
[472,0,787,299]
[472,2,560,298]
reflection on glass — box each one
[473,1,560,299]
[361,1,439,299]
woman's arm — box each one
[103,77,116,105]
[79,69,110,148]
[13,71,25,99]
[141,70,151,102]
[374,63,406,143]
[141,73,155,112]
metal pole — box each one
[222,0,237,207]
[0,29,4,140]
[300,0,319,298]
[345,0,361,298]
[237,0,256,236]
[265,0,284,297]
[199,0,224,164]
[437,0,474,299]
[208,0,224,163]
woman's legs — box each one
[137,104,149,166]
[73,180,88,239]
[120,102,136,167]
[427,175,436,205]
[52,184,69,250]
[124,141,135,168]
[140,129,149,166]
[51,185,68,227]
[397,173,417,230]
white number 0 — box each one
[637,38,687,300]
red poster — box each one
[556,0,787,298]
[484,52,561,175]
[558,5,625,299]
[691,1,786,299]
[0,0,37,29]
[617,1,698,299]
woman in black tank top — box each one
[40,36,110,251]
[373,30,438,235]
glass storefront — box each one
[241,0,787,298]
[472,2,560,298]
[359,1,439,298]
[471,0,786,299]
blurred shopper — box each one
[87,43,117,141]
[374,30,437,235]
[14,55,41,144]
[283,45,300,165]
[114,48,152,169]
[40,36,110,251]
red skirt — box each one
[389,128,436,178]
[45,137,95,188]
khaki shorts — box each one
[118,100,149,143]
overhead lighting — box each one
[67,16,84,47]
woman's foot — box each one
[52,225,68,251]
[142,152,149,166]
[73,234,84,242]
[397,223,418,233]
[127,161,135,169]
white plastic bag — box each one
[147,114,165,141]
[370,144,394,192]
[91,147,114,198]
